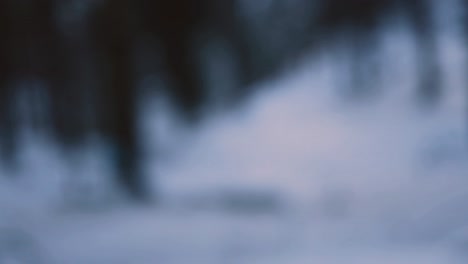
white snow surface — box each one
[1,10,468,264]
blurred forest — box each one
[2,0,468,263]
[0,0,463,201]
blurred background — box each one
[1,0,468,263]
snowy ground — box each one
[2,12,468,264]
[26,209,468,264]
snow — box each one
[2,4,468,263]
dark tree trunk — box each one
[405,0,441,106]
[91,0,148,201]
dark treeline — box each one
[314,0,441,102]
[0,0,461,201]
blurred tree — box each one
[0,0,450,202]
[312,0,440,103]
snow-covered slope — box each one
[1,6,468,263]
